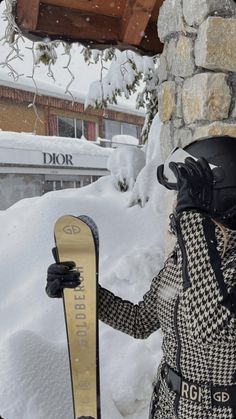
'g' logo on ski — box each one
[63,225,81,235]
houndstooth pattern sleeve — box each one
[98,275,161,339]
[179,211,236,345]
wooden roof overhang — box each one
[15,0,164,55]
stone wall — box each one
[157,0,236,159]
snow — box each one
[85,50,154,110]
[0,68,145,117]
[129,114,167,212]
[107,147,146,190]
[145,113,163,164]
[112,135,139,146]
[0,131,112,157]
[0,116,166,419]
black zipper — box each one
[171,214,191,290]
[174,296,181,372]
[174,296,181,418]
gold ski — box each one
[54,215,100,419]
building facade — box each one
[0,132,112,210]
[0,80,145,209]
[0,83,145,142]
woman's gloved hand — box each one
[46,260,81,298]
[169,157,214,215]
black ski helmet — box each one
[184,135,236,219]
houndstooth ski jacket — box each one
[98,211,236,419]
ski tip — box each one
[78,215,99,250]
[78,215,98,231]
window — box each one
[84,120,97,141]
[104,120,121,139]
[75,119,83,138]
[50,115,97,141]
[43,176,102,194]
[104,119,142,140]
[121,122,138,137]
[43,180,63,192]
[58,117,74,138]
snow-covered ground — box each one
[0,115,168,419]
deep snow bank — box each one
[0,174,165,419]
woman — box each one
[46,136,236,418]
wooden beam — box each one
[121,0,157,46]
[16,0,40,31]
[140,21,163,55]
[150,0,164,23]
[42,0,127,18]
[15,0,163,55]
[36,5,120,42]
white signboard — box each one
[0,148,108,170]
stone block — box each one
[166,35,195,78]
[195,17,236,72]
[160,123,174,160]
[183,0,236,27]
[158,81,176,122]
[176,84,183,118]
[158,0,184,42]
[231,103,236,118]
[174,127,193,149]
[194,122,236,140]
[173,118,184,129]
[157,53,168,83]
[182,73,231,124]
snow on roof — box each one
[0,131,112,157]
[0,69,145,118]
[111,135,139,146]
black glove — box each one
[157,164,178,190]
[46,260,81,298]
[169,157,214,214]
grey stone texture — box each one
[182,73,231,124]
[157,0,236,156]
[183,0,236,27]
[166,35,196,78]
[231,103,236,118]
[173,118,184,129]
[174,127,193,149]
[158,81,176,122]
[157,53,168,83]
[176,84,183,118]
[160,123,174,160]
[160,123,193,158]
[194,122,236,140]
[158,0,184,42]
[195,17,236,72]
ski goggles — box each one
[157,147,218,190]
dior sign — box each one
[43,152,73,166]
